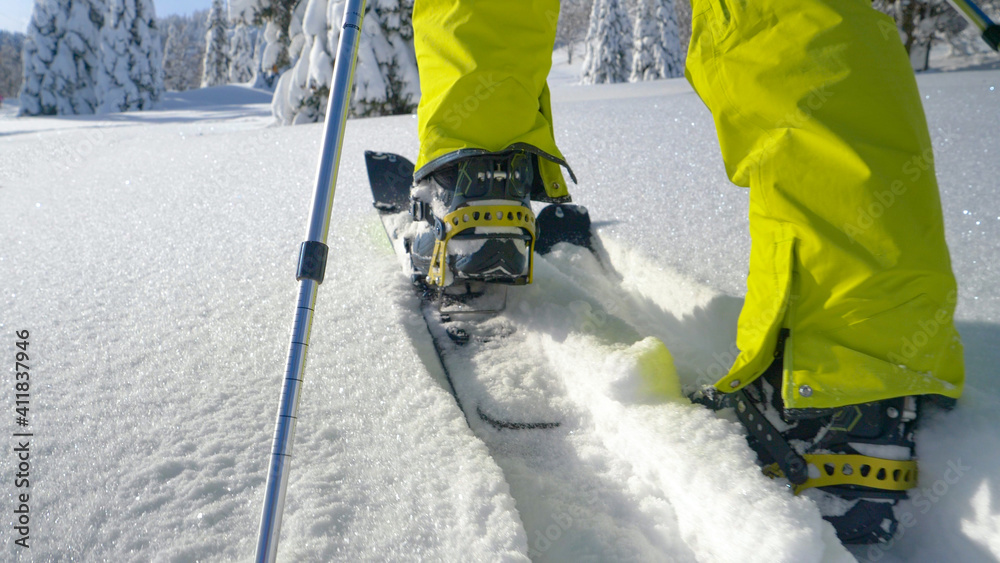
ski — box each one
[365,150,598,431]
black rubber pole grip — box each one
[296,241,329,283]
[984,25,1000,51]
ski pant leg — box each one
[685,0,964,409]
[411,0,571,198]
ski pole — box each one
[254,0,367,560]
[946,0,1000,51]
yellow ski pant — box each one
[413,0,965,409]
[687,0,964,408]
[412,0,571,198]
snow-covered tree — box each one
[251,0,298,86]
[674,0,692,57]
[160,12,207,91]
[250,23,270,88]
[202,0,230,87]
[555,0,593,64]
[352,0,418,116]
[162,23,185,90]
[581,0,632,84]
[96,0,163,112]
[0,31,25,99]
[229,20,257,83]
[873,0,972,71]
[271,0,419,125]
[20,0,105,115]
[269,0,309,122]
[630,0,684,81]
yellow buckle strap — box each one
[427,205,536,286]
[764,453,917,495]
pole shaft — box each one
[946,0,992,31]
[306,1,368,245]
[256,280,317,561]
[255,0,367,560]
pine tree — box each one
[20,0,105,115]
[250,23,270,88]
[160,12,208,91]
[581,0,632,84]
[0,31,25,99]
[271,0,419,125]
[253,0,298,85]
[96,0,163,112]
[630,0,683,81]
[271,0,317,123]
[873,0,971,70]
[162,22,184,90]
[202,0,231,87]
[134,0,164,103]
[229,20,257,83]
[555,0,593,64]
[353,0,418,116]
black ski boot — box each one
[409,150,537,286]
[700,330,922,544]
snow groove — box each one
[488,241,854,561]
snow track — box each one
[435,240,854,561]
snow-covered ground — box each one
[1,68,998,562]
[549,47,587,87]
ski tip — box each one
[535,203,594,255]
[366,150,415,213]
[364,150,416,168]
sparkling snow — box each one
[1,69,998,561]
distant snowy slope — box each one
[0,70,998,562]
[157,84,274,110]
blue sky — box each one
[0,0,212,33]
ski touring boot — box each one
[696,330,922,544]
[409,150,537,287]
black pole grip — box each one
[296,241,329,283]
[984,25,1000,51]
